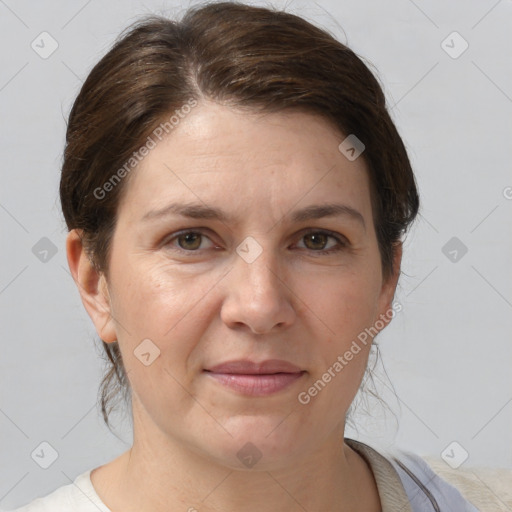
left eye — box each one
[296,231,344,253]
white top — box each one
[8,439,480,511]
[8,470,110,512]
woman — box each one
[12,2,481,510]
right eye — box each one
[164,230,217,253]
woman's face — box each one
[83,101,400,470]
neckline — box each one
[78,439,412,512]
[345,438,413,512]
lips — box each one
[203,359,306,396]
[204,359,303,375]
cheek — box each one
[309,267,382,341]
[302,281,378,416]
[109,259,225,379]
[112,258,208,334]
[301,268,382,396]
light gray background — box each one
[1,0,511,508]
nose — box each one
[220,243,296,335]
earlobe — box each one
[66,229,117,343]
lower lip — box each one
[204,371,306,396]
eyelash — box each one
[163,229,347,256]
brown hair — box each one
[60,1,419,429]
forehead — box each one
[117,102,372,224]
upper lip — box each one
[205,359,303,374]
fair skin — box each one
[67,101,402,512]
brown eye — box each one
[163,229,218,255]
[298,230,345,253]
[303,232,330,251]
[176,232,203,250]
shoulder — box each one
[386,448,480,511]
[388,447,511,511]
[421,455,512,512]
[7,470,111,512]
[347,438,480,511]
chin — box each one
[199,415,308,471]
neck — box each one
[91,403,381,512]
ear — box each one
[66,229,117,343]
[375,242,403,329]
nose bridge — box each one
[235,235,283,300]
[221,234,295,333]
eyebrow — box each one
[141,202,366,229]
